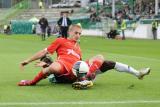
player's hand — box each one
[20,60,29,70]
[21,60,29,66]
[35,61,47,68]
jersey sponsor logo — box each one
[67,49,80,59]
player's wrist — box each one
[26,59,31,64]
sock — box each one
[86,60,102,80]
[99,60,116,72]
[30,71,46,85]
[114,62,140,77]
[89,60,102,73]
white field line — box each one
[0,100,160,105]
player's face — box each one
[70,27,82,41]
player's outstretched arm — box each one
[35,55,53,68]
[20,49,48,69]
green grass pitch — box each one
[0,34,160,107]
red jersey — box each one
[47,37,82,73]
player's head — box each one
[68,24,82,41]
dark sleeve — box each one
[57,17,62,26]
[67,18,72,26]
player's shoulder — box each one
[55,37,68,42]
[56,37,66,40]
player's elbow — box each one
[39,49,48,57]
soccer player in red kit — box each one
[18,24,83,86]
[18,24,151,89]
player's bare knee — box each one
[95,54,104,63]
[48,62,61,74]
[43,67,51,75]
[89,54,104,64]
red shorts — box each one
[54,60,77,83]
[53,58,102,82]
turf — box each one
[0,34,160,107]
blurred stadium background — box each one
[0,0,160,39]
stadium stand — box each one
[14,8,81,20]
[1,0,159,39]
[0,0,31,30]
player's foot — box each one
[138,68,151,80]
[72,80,93,89]
[18,80,35,86]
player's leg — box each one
[88,54,104,73]
[100,60,150,79]
[60,27,64,38]
[18,68,49,86]
[84,54,104,80]
[42,32,45,41]
[122,30,125,40]
[64,27,68,38]
[18,61,62,86]
[41,28,46,41]
[72,55,104,89]
[72,58,151,89]
[74,54,104,81]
